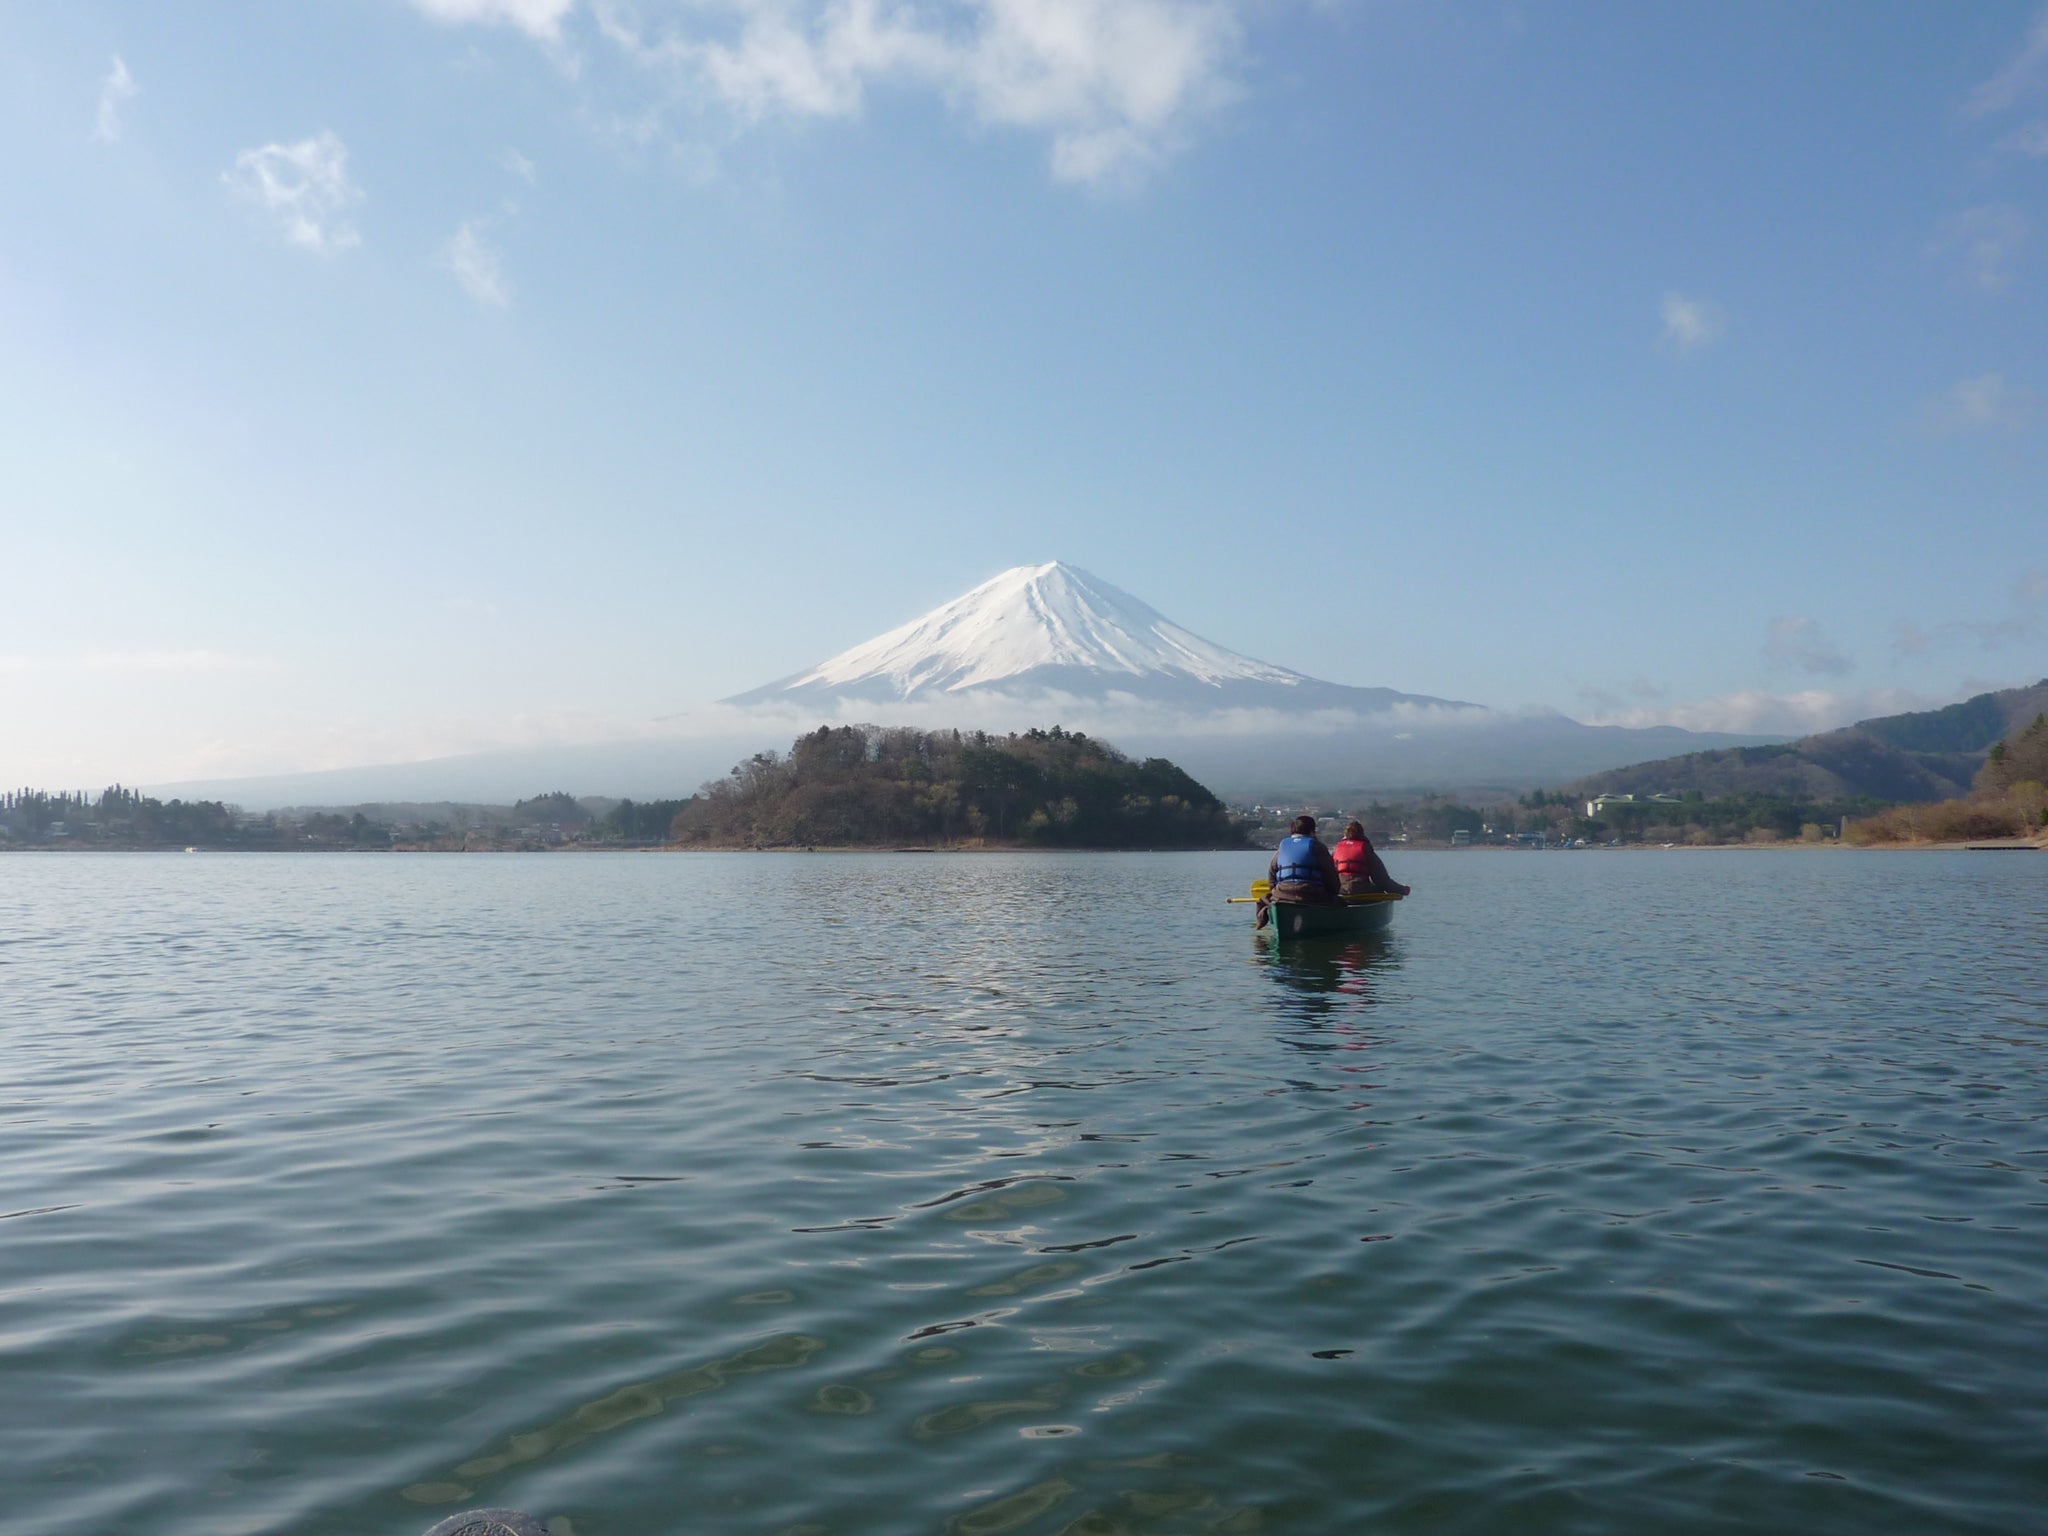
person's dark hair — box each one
[1290,814,1316,835]
[1343,820,1365,840]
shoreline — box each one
[5,837,2041,855]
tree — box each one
[1977,714,2048,794]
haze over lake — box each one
[4,850,2044,1536]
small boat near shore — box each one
[1239,880,1402,942]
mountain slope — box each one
[149,562,1800,808]
[720,560,1785,794]
[727,561,1472,712]
[1565,679,2048,803]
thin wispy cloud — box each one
[93,55,136,143]
[2001,121,2048,156]
[408,0,578,42]
[502,147,538,182]
[443,220,512,306]
[1659,291,1723,355]
[1890,576,2048,660]
[1575,676,1668,715]
[1933,203,2027,293]
[223,132,364,253]
[1763,616,1851,677]
[1967,4,2048,116]
[541,0,1241,187]
[1918,372,2038,435]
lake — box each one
[2,849,2044,1536]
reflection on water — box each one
[410,1333,826,1503]
[3,850,2046,1536]
[1258,932,1396,1010]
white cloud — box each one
[442,220,512,305]
[1577,688,1940,737]
[581,0,1242,186]
[1933,203,2026,293]
[1659,291,1723,355]
[1763,616,1851,677]
[1919,372,2038,434]
[224,132,364,252]
[2001,120,2048,156]
[0,650,275,676]
[407,0,579,41]
[502,147,539,182]
[962,0,1241,184]
[93,55,136,143]
[1967,5,2048,116]
[1888,578,2047,660]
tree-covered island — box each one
[672,725,1251,849]
[0,728,1253,851]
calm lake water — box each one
[3,850,2045,1536]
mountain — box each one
[1563,679,2048,804]
[147,736,764,812]
[146,561,1798,810]
[727,561,1471,714]
[724,561,1782,796]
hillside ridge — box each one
[1564,679,2048,803]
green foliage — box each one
[1860,690,2019,754]
[1576,791,1880,841]
[1406,800,1485,841]
[0,786,361,849]
[512,791,590,826]
[1975,713,2048,794]
[1848,712,2048,844]
[603,797,697,841]
[672,725,1249,849]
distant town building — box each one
[1586,793,1683,817]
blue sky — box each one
[3,1,2045,787]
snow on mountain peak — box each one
[757,561,1308,700]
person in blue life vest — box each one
[1256,814,1342,927]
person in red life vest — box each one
[1332,820,1410,897]
[1256,814,1342,927]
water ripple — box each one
[1,849,2044,1535]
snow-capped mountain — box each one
[151,562,1786,808]
[722,561,1782,794]
[727,561,1468,713]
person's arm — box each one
[1267,850,1281,882]
[1316,840,1341,894]
[1364,845,1409,895]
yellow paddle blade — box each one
[1250,879,1271,899]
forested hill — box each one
[1564,679,2048,803]
[673,725,1250,849]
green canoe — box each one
[1259,893,1400,942]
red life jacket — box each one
[1333,837,1372,878]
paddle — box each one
[1225,893,1401,904]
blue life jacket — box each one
[1275,834,1322,885]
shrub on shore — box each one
[1846,712,2048,845]
[1847,782,2048,844]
